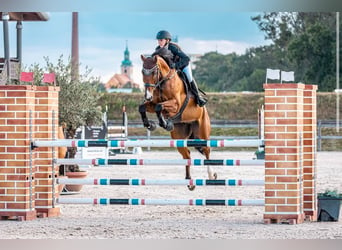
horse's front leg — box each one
[155,104,174,131]
[155,99,178,131]
[138,103,157,131]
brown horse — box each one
[138,55,216,190]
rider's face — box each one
[157,39,167,48]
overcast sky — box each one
[1,11,271,84]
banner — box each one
[43,73,56,83]
[281,71,295,82]
[19,72,34,82]
[266,68,280,80]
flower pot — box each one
[317,196,341,222]
[255,149,265,159]
[65,171,88,192]
[57,175,68,194]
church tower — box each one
[121,41,133,79]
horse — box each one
[138,54,216,190]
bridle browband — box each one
[142,63,175,88]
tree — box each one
[27,55,104,174]
[252,12,339,91]
[193,45,294,92]
[288,23,335,89]
[27,55,103,136]
[193,52,236,92]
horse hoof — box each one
[147,121,157,131]
[187,185,196,191]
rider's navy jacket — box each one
[153,42,190,70]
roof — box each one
[105,74,131,89]
[0,12,50,22]
[121,59,132,66]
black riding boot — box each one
[189,80,207,107]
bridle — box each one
[142,63,175,89]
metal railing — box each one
[317,120,342,151]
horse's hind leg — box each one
[176,147,195,191]
[171,124,195,191]
[202,146,217,180]
[199,107,217,179]
[190,117,216,180]
[175,147,191,179]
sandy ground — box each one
[0,150,341,239]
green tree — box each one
[193,52,236,92]
[252,12,339,91]
[288,23,336,89]
[27,55,103,136]
[193,44,295,92]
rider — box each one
[152,30,207,107]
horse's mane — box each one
[156,55,170,71]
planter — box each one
[57,175,68,194]
[64,171,88,192]
[254,149,265,159]
[317,196,341,222]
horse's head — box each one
[141,54,171,101]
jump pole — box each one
[33,139,264,148]
[57,178,265,186]
[57,197,265,206]
[55,158,265,166]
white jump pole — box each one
[57,197,265,206]
[33,139,264,148]
[57,178,265,186]
[55,158,265,166]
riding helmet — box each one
[156,30,172,40]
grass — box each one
[99,92,341,121]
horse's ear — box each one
[141,54,146,61]
[152,55,158,63]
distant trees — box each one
[194,12,340,92]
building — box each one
[121,42,133,79]
[105,42,140,93]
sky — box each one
[1,11,271,85]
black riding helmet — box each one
[156,30,172,40]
